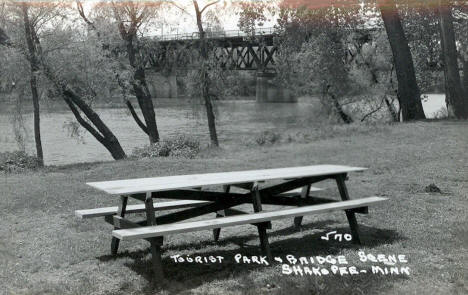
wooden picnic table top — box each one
[87,165,367,196]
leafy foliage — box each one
[254,130,281,146]
[132,136,200,159]
[0,151,40,172]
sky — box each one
[77,0,277,36]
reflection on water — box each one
[0,95,446,165]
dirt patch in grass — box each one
[0,121,467,294]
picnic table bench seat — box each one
[113,196,386,241]
[75,200,213,219]
[75,187,323,219]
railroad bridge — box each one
[145,28,295,102]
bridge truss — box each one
[144,29,279,72]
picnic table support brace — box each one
[213,185,230,242]
[111,195,128,255]
[145,192,165,281]
[336,174,361,244]
[293,184,311,229]
[252,182,273,262]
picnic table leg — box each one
[251,182,273,262]
[144,192,165,281]
[111,195,128,255]
[213,185,229,242]
[293,184,311,229]
[336,174,361,244]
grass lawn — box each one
[0,120,467,294]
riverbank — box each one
[0,95,448,166]
[1,120,466,294]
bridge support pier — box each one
[256,72,296,103]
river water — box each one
[0,95,446,165]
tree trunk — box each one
[0,27,9,45]
[463,59,468,94]
[22,4,44,166]
[62,90,127,160]
[125,39,160,143]
[30,73,43,165]
[202,68,219,145]
[42,62,127,160]
[194,0,219,146]
[438,0,468,119]
[326,87,353,124]
[378,0,426,121]
[384,96,399,122]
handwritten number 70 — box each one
[321,231,352,242]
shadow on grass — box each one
[96,221,405,293]
[238,270,410,295]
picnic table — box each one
[76,164,387,283]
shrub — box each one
[254,131,281,146]
[432,107,448,119]
[132,136,200,159]
[0,151,40,173]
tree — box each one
[237,0,271,35]
[0,9,127,160]
[437,0,468,118]
[168,0,221,146]
[192,0,220,146]
[110,1,161,143]
[398,0,442,94]
[267,1,364,123]
[1,2,49,165]
[378,0,426,120]
[19,2,44,166]
[76,1,161,144]
[40,58,127,160]
[451,2,468,98]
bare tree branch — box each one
[200,0,219,14]
[167,0,192,16]
[360,95,386,122]
[77,1,95,28]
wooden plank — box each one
[259,175,331,197]
[155,198,246,225]
[75,200,212,219]
[336,174,362,244]
[113,197,387,240]
[279,186,323,197]
[251,182,272,261]
[294,185,312,228]
[261,196,335,206]
[111,196,128,255]
[145,192,165,281]
[87,165,367,195]
[105,215,146,227]
[230,182,255,190]
[153,190,247,201]
[213,185,230,241]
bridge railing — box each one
[154,27,277,41]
